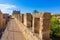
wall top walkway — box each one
[1,18,25,40]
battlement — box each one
[13,11,51,40]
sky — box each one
[0,0,60,15]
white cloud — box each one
[0,4,16,15]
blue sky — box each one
[0,0,60,15]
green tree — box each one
[33,10,39,14]
[50,16,60,40]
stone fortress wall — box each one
[13,11,51,40]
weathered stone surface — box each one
[34,18,40,33]
[22,14,24,23]
[40,12,51,40]
[24,13,32,28]
[32,12,51,40]
[32,13,40,33]
[0,11,4,30]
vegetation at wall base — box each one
[50,16,60,40]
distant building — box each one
[12,10,20,15]
[12,10,23,22]
[2,13,9,24]
[12,10,20,18]
[3,14,9,19]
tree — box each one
[33,10,39,14]
[50,16,60,40]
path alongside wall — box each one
[1,19,25,40]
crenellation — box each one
[12,11,51,40]
[23,13,32,28]
[40,12,51,40]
